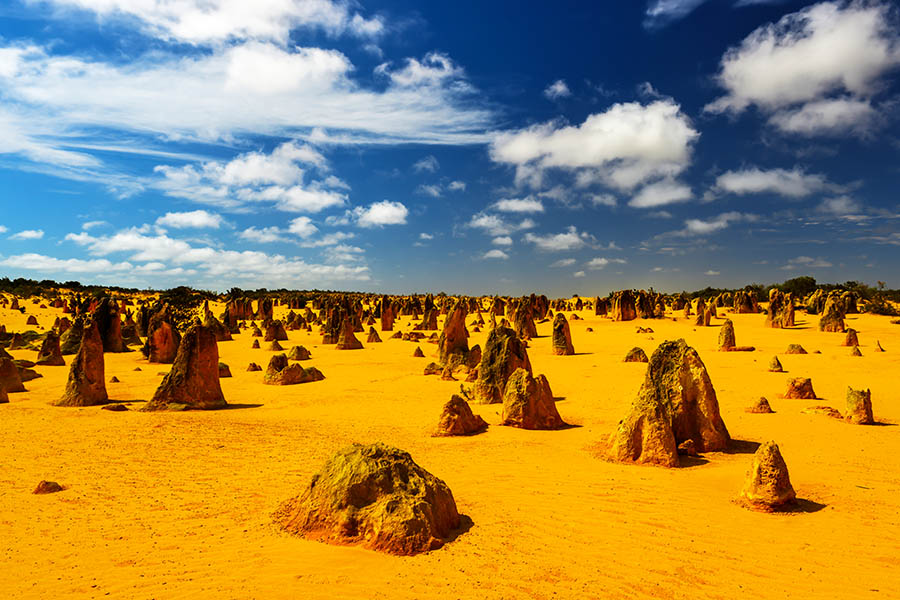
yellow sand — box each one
[2,299,899,599]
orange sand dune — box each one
[2,300,899,599]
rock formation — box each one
[336,317,363,350]
[607,339,730,467]
[0,357,26,393]
[717,319,755,352]
[768,356,784,372]
[413,346,425,358]
[145,305,181,363]
[434,394,488,436]
[818,295,846,332]
[264,320,289,342]
[437,300,473,368]
[738,441,796,511]
[143,323,226,411]
[845,387,874,425]
[473,326,531,404]
[500,368,565,430]
[366,327,382,343]
[287,345,312,361]
[611,290,637,321]
[55,320,107,407]
[841,329,859,347]
[272,443,460,555]
[218,362,232,378]
[247,361,262,372]
[92,297,127,353]
[35,330,65,366]
[551,313,574,356]
[746,397,774,414]
[785,344,807,355]
[623,347,648,363]
[784,377,816,399]
[263,354,325,385]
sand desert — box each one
[1,289,898,599]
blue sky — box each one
[0,0,898,295]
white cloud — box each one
[0,253,132,273]
[705,270,721,276]
[413,155,440,172]
[81,220,108,230]
[0,225,7,234]
[768,98,879,136]
[0,43,492,180]
[816,195,863,216]
[492,197,544,213]
[587,256,627,269]
[154,141,347,213]
[322,244,365,263]
[34,0,385,46]
[573,270,585,278]
[418,232,433,240]
[482,249,509,260]
[239,226,286,243]
[155,209,223,229]
[353,200,408,227]
[468,213,536,237]
[680,211,757,235]
[447,180,466,191]
[544,79,571,100]
[706,1,900,136]
[550,258,576,267]
[378,52,464,88]
[524,226,592,252]
[416,184,442,198]
[628,179,692,208]
[591,194,617,208]
[490,99,698,191]
[492,236,513,247]
[713,167,833,198]
[9,229,45,240]
[781,255,833,270]
[287,216,319,237]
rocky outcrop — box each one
[473,326,531,404]
[434,394,488,436]
[500,368,566,430]
[551,313,574,356]
[737,441,796,511]
[845,387,874,425]
[55,320,107,407]
[143,323,226,411]
[263,354,325,385]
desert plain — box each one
[1,293,899,600]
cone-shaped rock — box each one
[264,320,288,342]
[247,362,262,372]
[850,346,862,357]
[336,317,363,350]
[0,387,7,403]
[35,330,65,366]
[146,305,180,364]
[251,339,260,349]
[434,394,488,436]
[718,319,736,351]
[785,377,816,399]
[623,347,648,363]
[218,362,232,378]
[263,354,324,385]
[845,387,874,425]
[55,321,107,407]
[818,296,846,332]
[92,297,126,353]
[738,441,796,511]
[473,326,531,404]
[785,344,807,355]
[874,340,885,352]
[287,345,312,361]
[746,397,774,414]
[59,317,84,355]
[33,480,63,494]
[608,339,730,467]
[768,356,784,372]
[273,443,461,555]
[551,313,574,356]
[842,329,859,347]
[437,300,470,367]
[143,323,225,411]
[367,327,382,343]
[267,340,284,351]
[500,368,565,430]
[0,357,25,393]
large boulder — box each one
[611,290,637,321]
[54,321,107,407]
[717,319,754,352]
[437,300,471,367]
[737,441,796,511]
[551,313,574,356]
[35,330,65,366]
[143,323,226,411]
[607,339,730,467]
[272,443,461,555]
[785,377,816,399]
[336,317,363,350]
[818,295,846,332]
[263,354,325,385]
[472,326,531,404]
[434,395,488,436]
[500,368,566,430]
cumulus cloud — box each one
[154,141,346,213]
[550,258,576,267]
[524,226,593,252]
[418,232,434,240]
[468,213,536,237]
[239,226,286,243]
[9,229,45,240]
[591,194,617,208]
[81,220,108,230]
[573,270,585,278]
[713,167,834,198]
[490,99,698,192]
[492,197,544,213]
[416,184,442,198]
[155,210,223,229]
[679,211,758,235]
[587,257,627,269]
[447,180,466,191]
[0,253,133,273]
[705,269,721,276]
[33,0,385,45]
[492,236,513,246]
[816,195,863,216]
[628,179,692,208]
[352,200,408,227]
[482,249,509,260]
[413,155,440,173]
[544,79,571,100]
[706,1,900,136]
[781,255,833,270]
